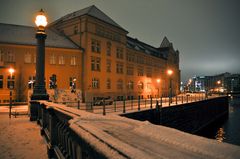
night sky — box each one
[0,0,239,82]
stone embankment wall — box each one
[121,96,229,133]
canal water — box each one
[198,96,240,146]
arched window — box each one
[138,81,144,90]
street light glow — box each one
[167,69,173,76]
[8,68,15,74]
[157,79,160,83]
[217,80,221,85]
[35,9,48,28]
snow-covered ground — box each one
[0,114,47,159]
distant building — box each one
[187,72,240,93]
[0,5,180,103]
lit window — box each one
[58,55,65,65]
[138,81,144,90]
[91,56,101,71]
[70,56,77,66]
[91,39,101,53]
[50,54,56,64]
[24,52,32,63]
[28,76,35,89]
[127,81,134,90]
[106,78,111,89]
[92,78,100,89]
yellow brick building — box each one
[0,5,180,103]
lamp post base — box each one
[31,94,49,100]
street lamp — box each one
[217,80,221,95]
[8,68,15,118]
[31,9,49,100]
[167,69,173,105]
[156,79,160,98]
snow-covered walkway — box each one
[0,114,47,159]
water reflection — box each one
[215,127,225,142]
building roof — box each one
[0,23,79,49]
[51,5,127,32]
[126,36,168,59]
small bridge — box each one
[30,98,240,159]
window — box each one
[116,62,124,74]
[106,60,111,72]
[70,77,76,92]
[28,76,35,89]
[50,54,56,64]
[0,50,3,62]
[147,82,152,90]
[117,79,123,90]
[91,56,101,71]
[146,67,152,77]
[6,52,15,62]
[33,53,36,63]
[92,78,100,89]
[127,81,134,90]
[58,55,65,65]
[74,25,78,34]
[116,47,124,59]
[126,53,134,62]
[0,75,3,88]
[138,81,144,90]
[127,66,134,75]
[70,56,77,66]
[24,52,32,63]
[49,74,57,89]
[91,39,101,53]
[137,56,144,64]
[106,78,111,89]
[7,75,15,89]
[106,42,111,56]
[137,66,144,76]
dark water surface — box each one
[198,96,240,146]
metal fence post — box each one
[145,99,147,108]
[160,96,162,106]
[186,95,188,103]
[150,97,153,109]
[182,95,184,103]
[131,98,133,110]
[123,98,126,113]
[77,100,80,109]
[114,100,116,112]
[103,99,106,115]
[169,96,171,106]
[176,95,177,105]
[138,96,140,111]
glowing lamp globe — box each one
[9,68,15,74]
[167,69,173,76]
[35,9,48,28]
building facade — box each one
[0,5,180,103]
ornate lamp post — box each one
[167,69,173,105]
[8,68,15,118]
[31,9,49,100]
